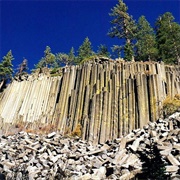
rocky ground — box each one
[0,113,179,180]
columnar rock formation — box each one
[0,59,180,144]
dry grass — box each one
[38,124,56,134]
[5,122,56,136]
[64,126,71,135]
[70,124,82,137]
[5,120,82,138]
[163,94,180,116]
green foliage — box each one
[108,0,136,41]
[0,50,14,84]
[56,53,69,66]
[50,67,62,77]
[76,37,93,64]
[35,46,55,69]
[136,16,158,61]
[163,95,180,116]
[136,142,168,179]
[111,45,123,58]
[50,67,59,74]
[68,47,75,63]
[97,44,110,57]
[156,12,180,64]
[34,57,46,69]
[124,42,134,61]
[55,47,75,66]
[44,46,56,66]
[79,55,98,64]
[108,0,136,60]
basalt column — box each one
[0,61,180,144]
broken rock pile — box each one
[0,113,179,180]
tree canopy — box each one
[97,44,110,57]
[76,37,93,64]
[35,46,56,69]
[108,0,136,61]
[1,1,180,76]
[0,50,14,90]
[156,12,180,64]
[136,16,158,61]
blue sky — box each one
[1,0,180,70]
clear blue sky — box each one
[1,0,180,70]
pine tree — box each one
[56,53,69,66]
[55,47,75,67]
[77,37,93,64]
[35,57,46,69]
[124,43,134,61]
[97,44,110,57]
[108,0,136,61]
[111,45,123,58]
[136,16,158,61]
[44,46,56,67]
[136,142,168,179]
[0,50,14,90]
[35,46,55,69]
[156,12,180,64]
[68,47,75,64]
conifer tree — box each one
[124,43,134,61]
[77,37,93,64]
[112,45,123,58]
[35,46,55,68]
[108,0,136,61]
[55,47,75,67]
[136,16,158,61]
[56,53,69,66]
[0,50,14,90]
[156,12,180,64]
[97,44,110,57]
[136,142,168,179]
[68,47,75,64]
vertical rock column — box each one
[111,71,118,139]
[88,93,96,143]
[18,81,33,122]
[81,85,90,140]
[148,74,158,122]
[46,77,61,124]
[165,66,175,98]
[56,68,71,133]
[122,64,128,135]
[99,90,108,143]
[103,63,112,141]
[136,74,149,128]
[127,78,135,133]
[118,64,123,137]
[67,66,80,131]
[73,64,88,130]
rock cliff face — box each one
[0,59,180,144]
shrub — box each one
[50,67,59,74]
[163,94,180,116]
[136,142,169,179]
[70,124,82,137]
